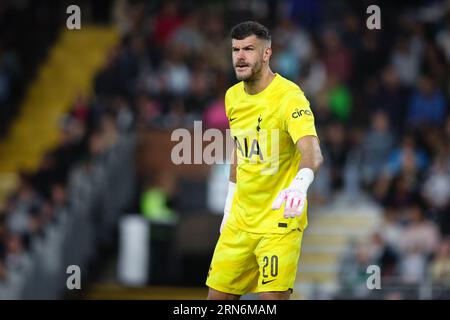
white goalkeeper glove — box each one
[271,168,314,218]
[220,181,236,233]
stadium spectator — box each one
[376,65,409,134]
[398,204,440,257]
[390,33,423,87]
[407,75,447,128]
[322,121,348,191]
[422,153,450,234]
[436,14,450,62]
[338,240,376,299]
[361,111,396,187]
[376,206,403,256]
[322,29,353,84]
[429,238,450,290]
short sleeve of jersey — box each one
[281,91,318,144]
[224,89,232,119]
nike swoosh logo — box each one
[229,117,237,122]
[261,279,275,285]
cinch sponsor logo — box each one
[291,108,312,119]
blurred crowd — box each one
[0,93,134,292]
[0,0,132,291]
[1,0,450,298]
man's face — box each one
[231,35,270,82]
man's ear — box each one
[263,47,272,63]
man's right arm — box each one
[229,145,237,183]
[220,145,237,233]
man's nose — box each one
[236,49,245,60]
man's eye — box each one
[245,48,253,51]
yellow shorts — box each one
[206,222,303,296]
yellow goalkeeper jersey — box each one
[225,73,318,234]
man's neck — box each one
[244,68,276,95]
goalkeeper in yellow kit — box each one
[206,21,324,300]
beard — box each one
[234,60,263,82]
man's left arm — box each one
[272,90,324,217]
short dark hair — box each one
[230,21,271,43]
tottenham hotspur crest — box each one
[257,115,262,132]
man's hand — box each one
[272,189,307,218]
[271,168,314,219]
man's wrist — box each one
[289,168,314,194]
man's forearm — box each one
[221,146,237,233]
[230,146,237,183]
[298,151,323,173]
[271,136,323,218]
[297,136,323,173]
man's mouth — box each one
[235,65,249,70]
